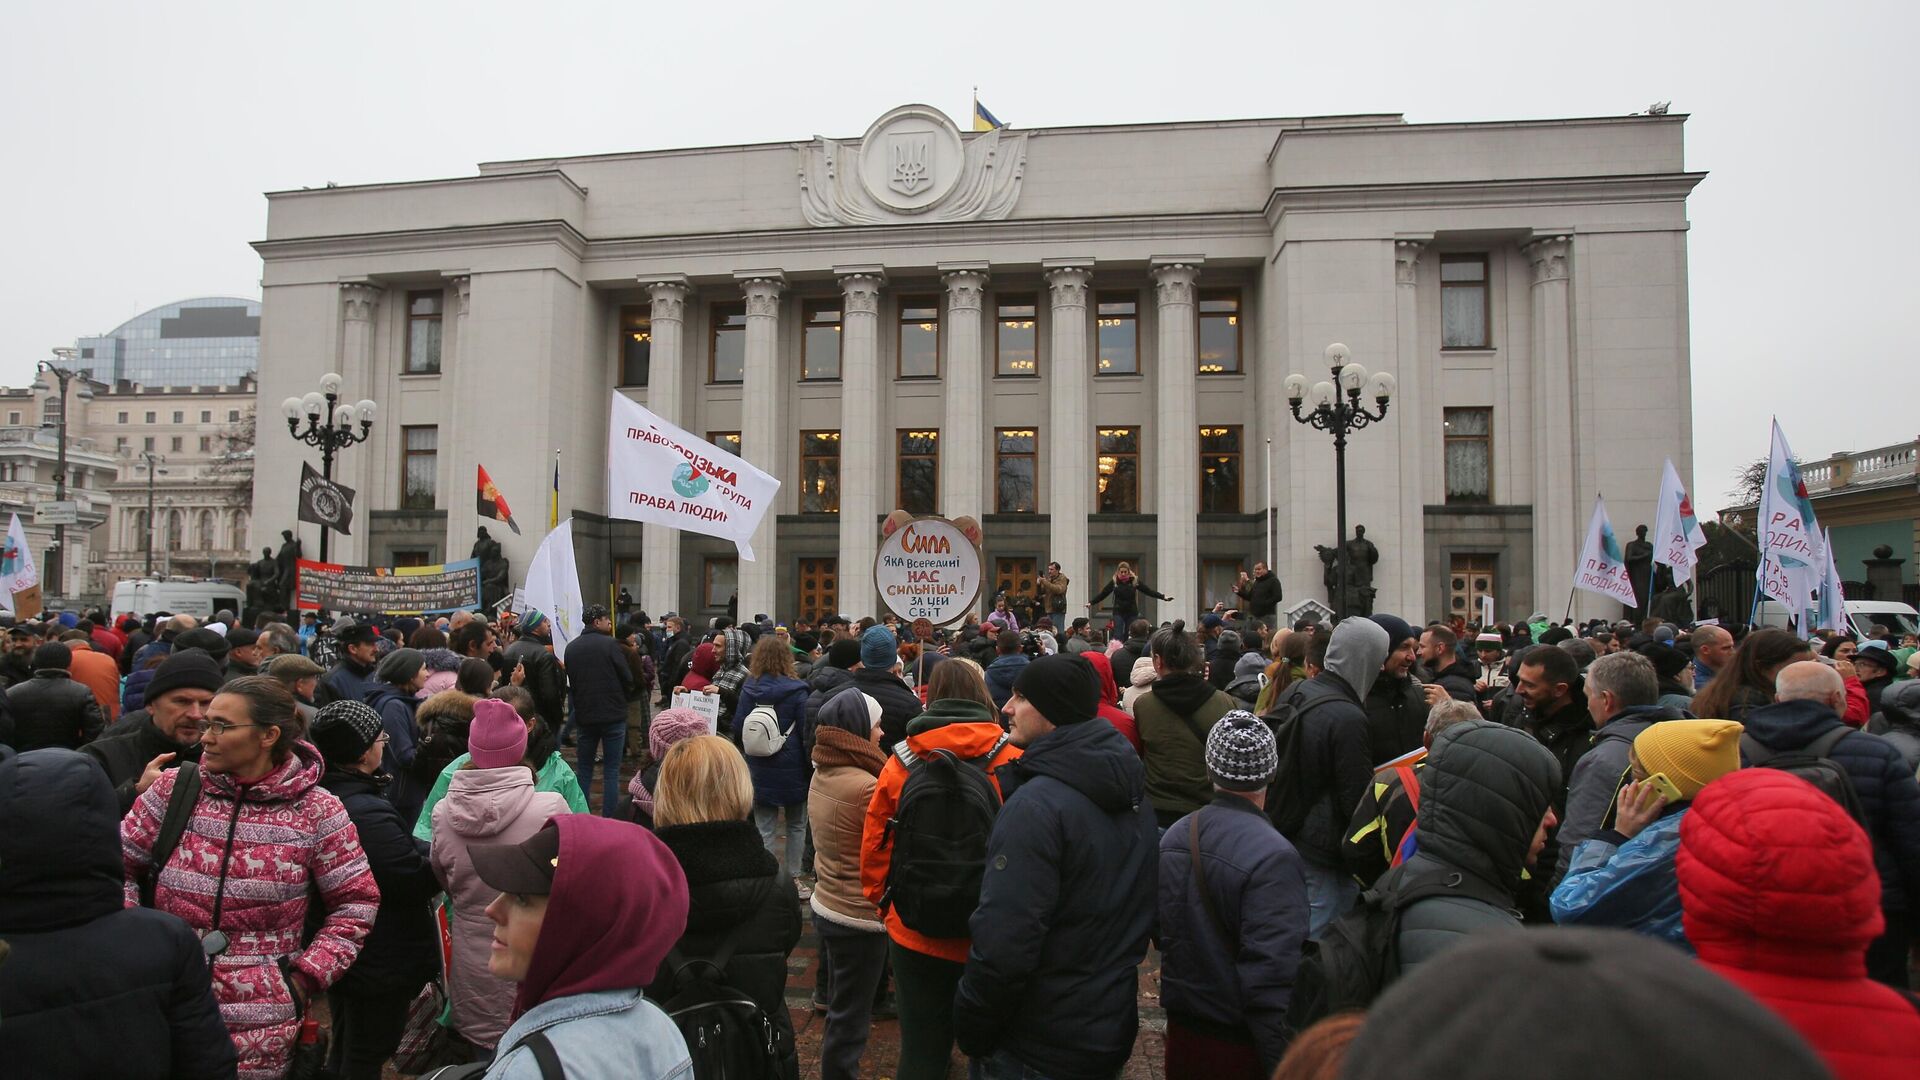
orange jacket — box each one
[861,714,1022,963]
[66,640,120,722]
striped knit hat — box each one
[1206,709,1278,792]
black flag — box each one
[298,462,357,536]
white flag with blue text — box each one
[1756,420,1821,617]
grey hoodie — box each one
[1324,617,1388,702]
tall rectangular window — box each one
[996,297,1037,376]
[710,302,747,383]
[1202,558,1243,610]
[170,436,182,452]
[801,431,841,513]
[703,557,738,609]
[898,430,939,515]
[406,290,444,373]
[995,429,1038,513]
[1199,426,1242,513]
[1441,255,1490,349]
[143,436,155,451]
[1096,427,1141,512]
[117,411,128,424]
[898,297,939,378]
[228,409,240,422]
[707,431,741,458]
[8,411,20,425]
[145,411,156,423]
[200,410,212,423]
[619,306,651,386]
[1096,293,1138,374]
[804,300,842,380]
[1198,290,1241,374]
[199,436,211,453]
[1444,407,1492,504]
[172,411,184,424]
[402,425,438,510]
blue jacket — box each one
[1157,793,1309,1073]
[484,987,691,1079]
[1553,703,1691,884]
[320,656,379,709]
[1742,698,1920,914]
[364,682,426,824]
[983,653,1029,709]
[734,674,811,807]
[954,719,1158,1080]
[1549,804,1690,948]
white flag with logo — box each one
[607,393,780,561]
[524,518,584,661]
[1,513,40,597]
[1815,529,1847,633]
[1574,496,1640,606]
[1651,458,1707,577]
[1756,419,1821,614]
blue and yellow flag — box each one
[973,97,1004,132]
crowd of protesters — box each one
[1,585,1917,1079]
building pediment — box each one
[796,104,1028,227]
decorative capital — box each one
[339,283,378,322]
[1150,262,1200,307]
[646,280,690,323]
[840,273,885,315]
[1045,266,1092,309]
[1524,235,1572,285]
[942,269,989,312]
[737,274,786,318]
[449,276,472,316]
[1393,240,1425,286]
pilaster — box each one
[940,263,990,527]
[640,276,690,615]
[1391,238,1429,617]
[1151,258,1201,608]
[837,266,886,619]
[1044,260,1094,608]
[735,271,786,619]
[1525,235,1579,617]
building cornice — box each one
[1261,173,1708,227]
[251,219,590,263]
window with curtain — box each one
[406,290,444,373]
[1444,407,1492,503]
[801,431,841,513]
[402,425,439,509]
[1441,255,1490,348]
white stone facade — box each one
[251,106,1702,623]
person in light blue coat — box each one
[1551,718,1744,948]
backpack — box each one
[1741,727,1868,825]
[138,762,201,909]
[1286,860,1510,1031]
[1260,687,1341,838]
[421,1030,564,1080]
[659,923,783,1080]
[740,705,791,759]
[880,735,1010,938]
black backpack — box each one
[659,922,783,1080]
[880,735,1010,939]
[1286,861,1511,1032]
[1742,727,1868,825]
[422,1030,563,1079]
[1260,687,1340,838]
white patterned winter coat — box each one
[121,740,379,1080]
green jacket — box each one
[411,751,589,842]
[1131,673,1236,820]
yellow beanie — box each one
[1633,719,1744,800]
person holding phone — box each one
[1548,718,1744,948]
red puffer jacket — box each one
[1677,769,1920,1079]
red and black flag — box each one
[477,464,521,535]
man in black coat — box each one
[656,614,694,707]
[81,650,223,815]
[954,656,1158,1080]
[565,605,635,816]
[1417,624,1480,703]
[1110,619,1156,682]
[1233,562,1284,629]
[1363,615,1431,766]
[316,621,382,708]
[3,642,105,751]
[502,611,567,733]
[311,702,440,1079]
[0,747,235,1078]
[851,626,924,749]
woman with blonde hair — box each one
[732,633,813,890]
[647,736,802,1079]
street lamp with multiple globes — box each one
[1285,343,1396,621]
[280,373,376,564]
[134,451,167,578]
[35,349,96,601]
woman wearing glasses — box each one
[121,675,380,1080]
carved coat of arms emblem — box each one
[889,133,933,195]
[796,104,1028,226]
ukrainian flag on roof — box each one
[973,98,1004,132]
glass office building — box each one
[75,296,260,385]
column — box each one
[1392,239,1429,617]
[336,283,378,563]
[940,263,989,525]
[837,267,885,619]
[735,271,786,620]
[444,275,476,561]
[640,276,690,616]
[1044,261,1094,608]
[1526,235,1577,617]
[1151,258,1201,612]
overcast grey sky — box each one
[4,0,1913,509]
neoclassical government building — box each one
[251,103,1703,624]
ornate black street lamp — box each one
[1285,343,1396,620]
[36,349,95,601]
[280,373,376,564]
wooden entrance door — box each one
[994,557,1037,616]
[798,558,838,621]
[1449,554,1497,623]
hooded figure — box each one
[1870,679,1920,772]
[680,641,719,692]
[468,817,694,1078]
[1083,650,1141,753]
[1122,653,1158,714]
[0,748,236,1079]
[711,626,754,722]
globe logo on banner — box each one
[1599,520,1625,564]
[671,461,710,499]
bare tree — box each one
[1732,456,1776,507]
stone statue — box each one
[272,530,303,612]
[1624,524,1655,620]
[245,547,279,617]
[473,526,509,612]
[1316,527,1380,616]
[1314,544,1339,594]
[1651,583,1695,627]
[1345,526,1379,590]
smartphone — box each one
[1643,773,1684,804]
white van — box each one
[110,579,249,621]
[1754,598,1919,639]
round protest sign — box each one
[873,516,983,626]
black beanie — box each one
[145,649,226,701]
[1010,655,1099,727]
[825,638,863,670]
[31,642,71,670]
[174,627,230,665]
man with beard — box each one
[81,650,224,814]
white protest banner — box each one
[1480,593,1496,627]
[1,513,40,598]
[1574,496,1640,607]
[669,687,723,734]
[874,516,984,625]
[524,518,584,661]
[1652,458,1707,577]
[1756,419,1821,615]
[1815,529,1847,633]
[608,393,779,560]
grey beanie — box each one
[1206,709,1278,792]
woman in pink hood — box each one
[431,697,573,1053]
